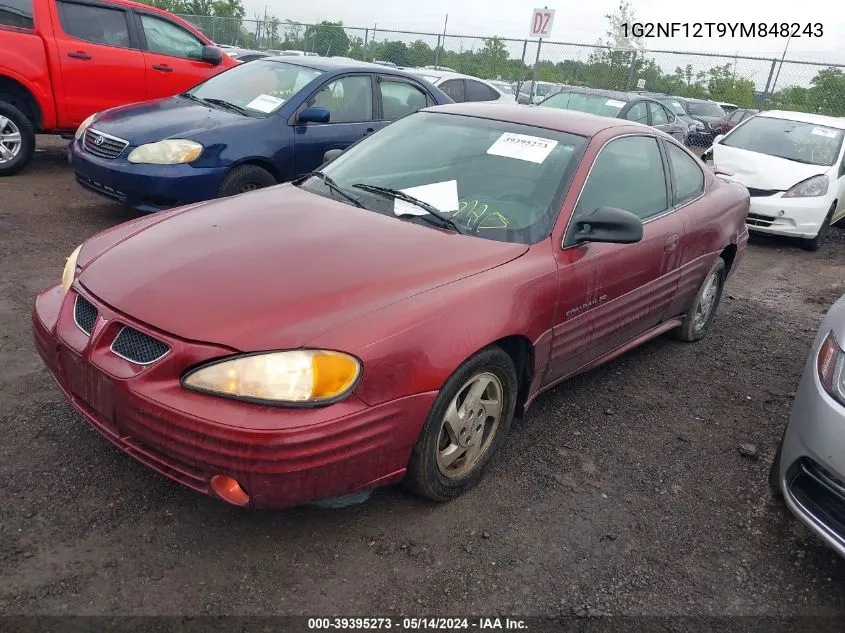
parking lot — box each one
[2,136,845,616]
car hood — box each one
[78,185,528,351]
[92,97,247,145]
[712,143,828,191]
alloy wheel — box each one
[0,116,22,164]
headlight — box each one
[694,121,705,130]
[182,350,362,405]
[127,139,203,165]
[818,331,845,406]
[783,175,828,198]
[75,113,99,141]
[61,244,83,294]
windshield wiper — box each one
[305,171,366,208]
[351,183,466,234]
[201,98,249,116]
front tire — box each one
[672,257,726,342]
[218,164,276,198]
[404,347,518,501]
[0,101,35,177]
[769,437,784,501]
[801,203,835,252]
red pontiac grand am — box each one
[33,104,750,509]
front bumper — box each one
[778,351,845,558]
[746,194,831,239]
[69,139,226,214]
[33,283,435,509]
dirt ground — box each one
[2,136,845,618]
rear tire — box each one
[403,347,517,502]
[218,164,276,198]
[0,101,35,177]
[672,257,726,343]
[801,204,835,251]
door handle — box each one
[67,51,91,60]
[152,64,173,72]
[664,234,680,253]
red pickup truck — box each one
[0,0,236,175]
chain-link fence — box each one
[177,15,845,116]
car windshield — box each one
[535,83,554,96]
[542,92,626,117]
[686,101,726,117]
[657,98,687,115]
[186,60,324,116]
[298,112,587,245]
[721,116,845,166]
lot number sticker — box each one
[487,133,558,164]
[605,99,626,108]
[811,126,838,138]
[245,94,285,113]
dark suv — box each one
[669,97,728,145]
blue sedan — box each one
[69,57,452,213]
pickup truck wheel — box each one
[218,165,276,198]
[0,102,35,177]
[671,257,726,343]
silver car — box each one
[771,293,845,557]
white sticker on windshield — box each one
[605,99,626,108]
[245,94,285,113]
[671,101,682,110]
[487,132,558,164]
[394,180,459,217]
[811,126,838,138]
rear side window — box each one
[624,102,648,124]
[439,79,465,102]
[140,14,203,60]
[649,102,668,125]
[57,1,130,48]
[665,143,704,205]
[0,0,34,28]
[466,80,497,102]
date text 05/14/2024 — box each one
[622,22,823,38]
[307,618,528,630]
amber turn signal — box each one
[210,474,250,506]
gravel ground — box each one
[1,137,845,618]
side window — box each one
[140,14,203,60]
[307,75,374,124]
[665,142,705,205]
[466,80,497,102]
[0,0,34,28]
[57,1,131,48]
[574,136,668,222]
[624,102,648,124]
[649,102,668,125]
[379,79,429,121]
[729,110,743,123]
[439,79,465,102]
[662,105,675,123]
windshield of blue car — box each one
[721,116,845,166]
[686,101,726,118]
[542,91,626,117]
[299,112,588,245]
[185,60,324,116]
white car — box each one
[710,110,845,251]
[411,69,516,104]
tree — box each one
[371,40,410,66]
[479,37,508,77]
[408,40,435,67]
[303,21,350,56]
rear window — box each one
[542,92,626,117]
[0,0,34,28]
[686,101,726,117]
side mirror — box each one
[201,45,223,65]
[569,207,643,246]
[298,107,330,124]
[713,134,725,145]
[323,148,343,164]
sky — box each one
[241,0,845,64]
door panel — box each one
[138,12,220,99]
[292,75,376,177]
[54,0,146,126]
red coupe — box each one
[33,104,750,509]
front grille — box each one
[788,458,845,545]
[83,128,129,160]
[73,295,97,334]
[111,327,170,365]
[746,212,775,228]
[746,187,782,197]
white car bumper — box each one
[746,194,832,239]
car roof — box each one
[420,102,646,136]
[555,87,645,102]
[757,110,845,129]
[262,55,425,79]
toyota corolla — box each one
[34,104,750,509]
